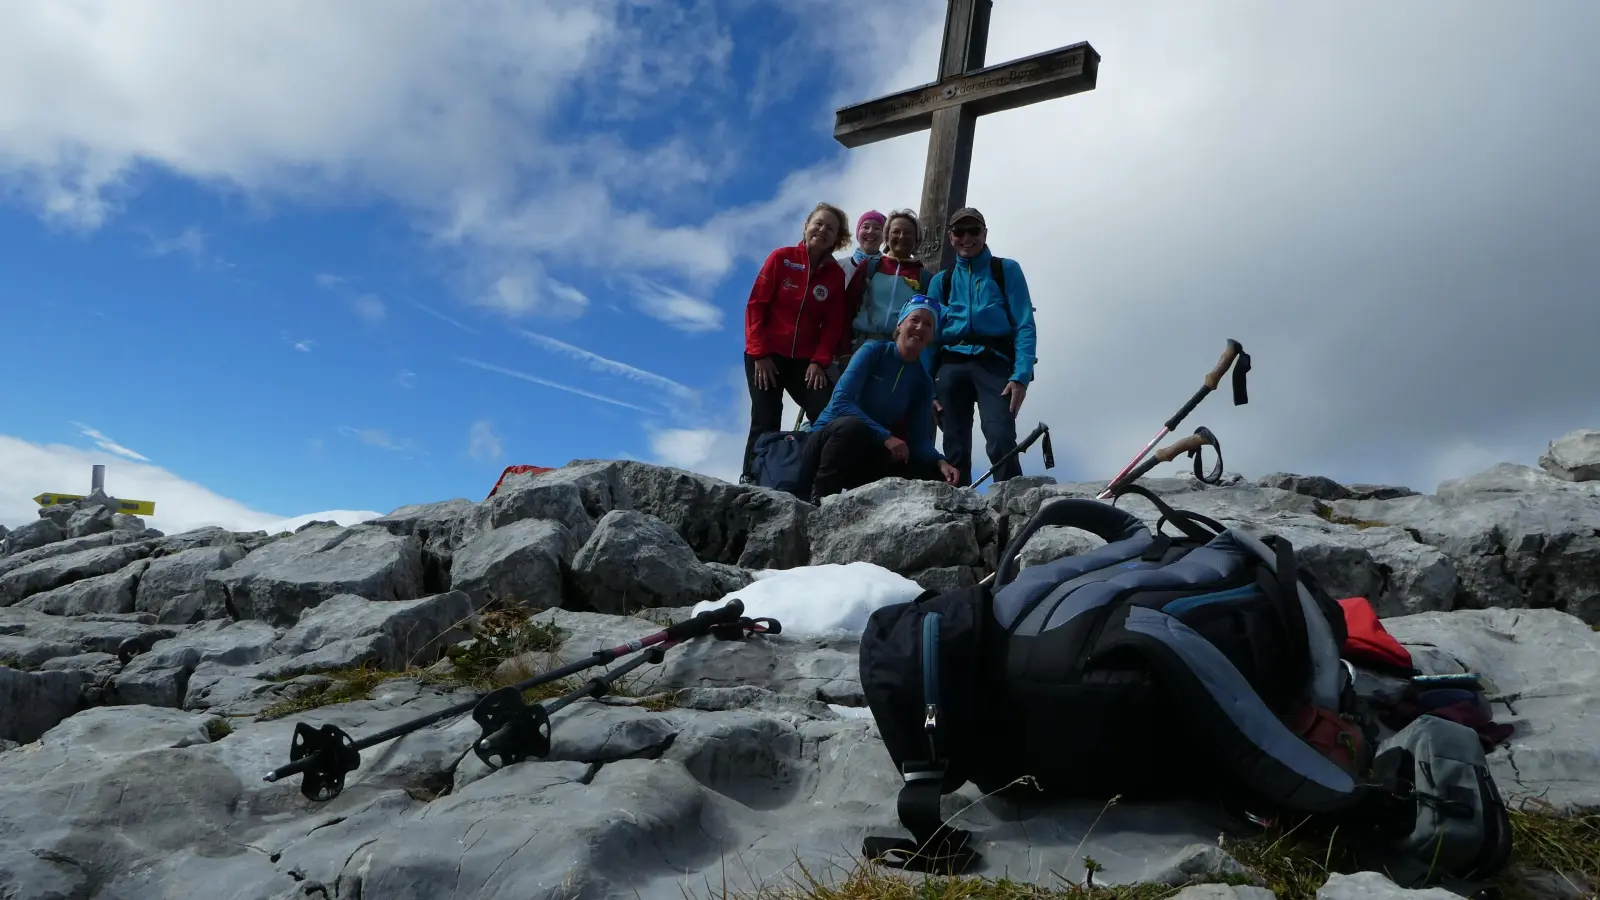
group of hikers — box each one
[740,202,1038,502]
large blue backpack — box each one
[751,430,813,498]
[857,485,1376,872]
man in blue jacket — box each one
[802,295,960,501]
[921,207,1038,486]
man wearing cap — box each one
[801,295,959,501]
[921,207,1038,487]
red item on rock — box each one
[1337,596,1415,675]
[486,465,555,500]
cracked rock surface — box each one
[3,455,1599,898]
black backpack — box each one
[857,485,1379,872]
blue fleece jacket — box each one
[920,246,1037,384]
[813,341,943,464]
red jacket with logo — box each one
[743,244,850,366]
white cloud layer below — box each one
[0,436,380,536]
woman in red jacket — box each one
[741,202,852,483]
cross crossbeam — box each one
[832,1,1099,272]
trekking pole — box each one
[972,422,1055,489]
[979,427,1222,588]
[1103,426,1224,496]
[1097,339,1250,501]
[262,599,778,801]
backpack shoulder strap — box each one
[989,256,1016,331]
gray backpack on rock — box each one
[1367,714,1514,884]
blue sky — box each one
[3,1,1598,535]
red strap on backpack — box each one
[1337,596,1414,674]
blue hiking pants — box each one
[934,351,1021,487]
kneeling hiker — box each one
[803,295,959,501]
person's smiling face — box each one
[949,219,986,258]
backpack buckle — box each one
[924,703,938,731]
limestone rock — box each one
[810,478,995,576]
[112,620,283,708]
[448,518,577,611]
[1539,428,1600,482]
[474,479,596,547]
[204,524,424,626]
[1019,525,1103,568]
[366,497,482,593]
[0,666,90,742]
[569,510,728,614]
[266,591,473,673]
[614,459,813,568]
[136,543,248,624]
[1258,471,1353,500]
[1316,871,1468,898]
[18,559,149,616]
[0,518,65,556]
[0,540,159,608]
[65,504,116,539]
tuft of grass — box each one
[1314,505,1388,529]
[437,605,568,690]
[204,718,234,741]
[1495,798,1600,899]
[1222,818,1359,900]
[256,665,395,720]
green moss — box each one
[204,718,234,741]
[255,665,396,720]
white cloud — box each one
[406,300,478,335]
[705,0,1600,491]
[467,419,505,463]
[69,422,150,462]
[314,273,347,288]
[336,426,417,454]
[457,357,655,414]
[517,330,696,402]
[292,339,314,352]
[144,225,206,259]
[395,369,416,389]
[351,294,387,325]
[0,434,380,535]
[623,276,723,333]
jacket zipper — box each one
[791,253,813,358]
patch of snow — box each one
[694,561,924,638]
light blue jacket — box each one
[920,247,1037,384]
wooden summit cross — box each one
[833,0,1100,273]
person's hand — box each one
[1002,381,1027,416]
[805,363,829,391]
[884,436,909,463]
[752,357,778,390]
[938,460,959,485]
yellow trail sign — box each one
[34,493,156,517]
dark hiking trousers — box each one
[934,351,1021,487]
[743,353,832,481]
[801,415,943,499]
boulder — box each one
[612,460,813,569]
[265,591,473,673]
[112,620,283,708]
[568,511,728,614]
[66,504,116,539]
[204,525,425,626]
[367,497,482,593]
[0,540,159,608]
[18,559,149,616]
[475,479,596,547]
[1332,464,1600,623]
[0,666,90,742]
[0,518,65,557]
[136,543,248,624]
[1257,472,1353,501]
[514,459,632,520]
[448,518,577,611]
[810,478,996,579]
[1539,428,1600,483]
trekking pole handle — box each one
[663,599,746,642]
[1153,432,1207,464]
[1165,339,1243,431]
[1204,339,1244,391]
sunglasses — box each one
[950,225,983,238]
